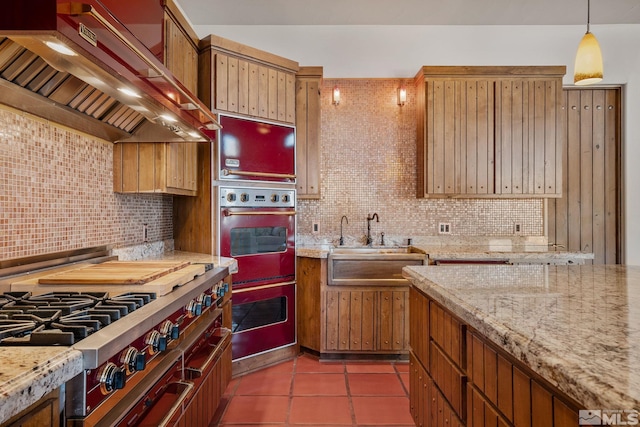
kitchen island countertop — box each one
[0,347,83,425]
[402,264,640,411]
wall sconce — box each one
[332,86,340,105]
[397,87,407,106]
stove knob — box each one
[226,193,236,202]
[145,330,167,354]
[160,320,179,340]
[271,194,280,203]
[240,193,249,203]
[186,300,202,317]
[98,362,126,395]
[197,293,212,307]
[282,194,290,203]
[121,347,146,375]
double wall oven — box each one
[215,114,297,361]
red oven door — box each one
[231,283,296,360]
[218,114,296,183]
[219,206,295,289]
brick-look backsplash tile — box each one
[0,105,172,261]
[297,79,543,245]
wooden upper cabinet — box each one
[199,34,299,124]
[415,66,566,199]
[113,142,199,196]
[296,66,322,199]
[163,0,199,94]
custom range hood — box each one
[0,1,219,142]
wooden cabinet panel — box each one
[324,288,404,353]
[410,286,429,365]
[531,380,553,427]
[495,79,563,196]
[430,301,463,366]
[226,56,239,113]
[430,341,466,420]
[3,389,59,427]
[513,366,532,427]
[497,353,514,421]
[553,398,579,427]
[295,67,322,199]
[238,60,249,115]
[248,62,260,116]
[215,54,229,111]
[164,12,198,95]
[415,66,565,198]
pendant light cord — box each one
[587,0,591,33]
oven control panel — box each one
[219,186,295,208]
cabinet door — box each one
[164,14,198,94]
[379,290,409,351]
[324,290,375,351]
[167,142,185,189]
[495,79,563,196]
[420,79,494,196]
[295,69,321,199]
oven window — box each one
[230,226,287,256]
[232,296,287,332]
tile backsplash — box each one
[297,79,544,247]
[0,105,173,261]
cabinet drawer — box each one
[430,301,464,368]
[430,341,467,420]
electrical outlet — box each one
[142,223,148,242]
[312,222,320,234]
[514,223,522,235]
[438,222,451,235]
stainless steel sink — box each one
[328,246,427,286]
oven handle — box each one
[155,381,194,427]
[222,169,296,180]
[185,328,232,380]
[223,210,296,216]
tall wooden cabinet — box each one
[295,66,322,199]
[415,66,565,198]
[199,35,299,124]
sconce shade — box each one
[332,86,340,105]
[397,87,407,106]
[574,31,603,85]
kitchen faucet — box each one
[340,215,349,246]
[366,213,379,246]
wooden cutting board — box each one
[36,261,191,285]
[10,261,207,296]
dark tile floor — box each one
[213,354,414,426]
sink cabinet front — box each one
[297,257,409,356]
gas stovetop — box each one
[0,291,157,346]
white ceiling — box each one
[176,0,640,26]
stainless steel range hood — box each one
[0,1,219,143]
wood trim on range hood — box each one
[0,0,219,143]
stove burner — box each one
[0,291,157,346]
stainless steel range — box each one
[0,248,233,427]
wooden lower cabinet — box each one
[325,289,408,352]
[409,287,581,427]
[1,389,60,427]
[297,257,409,355]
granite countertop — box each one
[402,264,640,411]
[296,244,593,263]
[0,347,83,424]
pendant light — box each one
[574,0,603,85]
